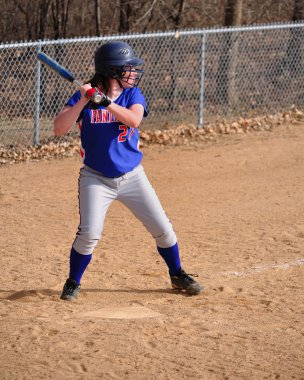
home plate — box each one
[81,306,162,320]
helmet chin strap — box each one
[116,78,123,88]
[111,70,124,88]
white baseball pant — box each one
[72,164,177,255]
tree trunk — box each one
[284,0,304,106]
[225,0,243,25]
[119,0,131,33]
[79,0,85,30]
[292,0,304,20]
[39,0,52,40]
[164,0,185,113]
[95,0,101,36]
[51,0,72,39]
[216,0,243,113]
[62,0,72,38]
[173,0,185,29]
[287,0,304,74]
[49,0,73,113]
[16,0,38,41]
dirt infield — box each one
[0,123,303,380]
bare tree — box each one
[228,0,242,24]
[39,0,53,40]
[119,0,132,33]
[159,0,185,29]
[285,0,304,83]
[292,0,304,20]
[12,0,53,41]
[246,0,274,25]
[216,0,243,112]
[130,0,158,32]
[95,0,101,36]
[1,0,304,43]
[51,0,72,39]
[286,0,304,69]
[16,0,38,40]
[70,0,86,33]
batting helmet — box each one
[94,41,144,87]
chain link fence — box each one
[1,22,304,146]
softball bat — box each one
[36,52,102,103]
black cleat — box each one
[60,278,81,301]
[170,268,203,295]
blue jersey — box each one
[67,87,148,177]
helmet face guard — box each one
[94,41,144,87]
[111,66,144,87]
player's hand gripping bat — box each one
[37,52,109,105]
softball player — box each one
[54,41,203,301]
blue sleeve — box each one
[128,88,148,117]
[65,91,84,121]
[66,90,81,107]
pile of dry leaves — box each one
[1,107,303,165]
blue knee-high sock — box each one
[157,243,181,276]
[69,247,92,284]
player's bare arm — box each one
[54,85,91,136]
[107,103,144,129]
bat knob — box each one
[85,88,103,104]
[91,92,103,103]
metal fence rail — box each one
[1,22,304,146]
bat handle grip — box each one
[85,88,111,107]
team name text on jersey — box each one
[91,109,118,124]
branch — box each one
[187,5,217,24]
[16,0,26,15]
[130,0,158,29]
[247,0,275,25]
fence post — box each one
[34,42,42,145]
[198,32,206,127]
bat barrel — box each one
[37,52,75,83]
